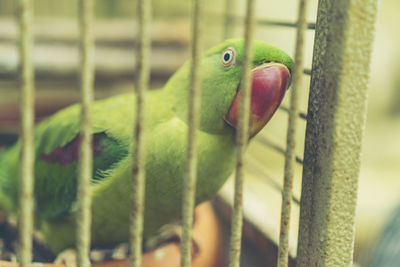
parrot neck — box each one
[162,66,190,121]
[162,67,235,137]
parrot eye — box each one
[221,47,236,67]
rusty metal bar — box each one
[277,0,308,266]
[129,0,151,266]
[17,0,35,266]
[180,0,204,265]
[296,0,378,266]
[228,0,255,266]
[76,0,95,266]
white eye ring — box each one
[221,47,236,67]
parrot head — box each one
[164,38,293,137]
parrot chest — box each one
[89,117,236,245]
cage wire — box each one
[180,0,203,266]
[129,0,151,266]
[12,0,379,266]
[76,1,95,267]
[17,0,35,267]
[277,1,308,267]
[296,1,378,266]
[227,0,256,266]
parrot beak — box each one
[224,62,291,138]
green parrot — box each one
[0,38,293,254]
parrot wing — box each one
[26,94,135,221]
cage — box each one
[0,0,382,266]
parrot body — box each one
[0,39,293,253]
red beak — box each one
[224,62,291,138]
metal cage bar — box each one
[277,0,309,266]
[180,0,204,266]
[228,0,256,266]
[223,0,236,40]
[17,0,35,266]
[296,0,378,266]
[76,0,95,267]
[129,0,151,266]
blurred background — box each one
[0,0,398,266]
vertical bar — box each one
[296,0,378,266]
[129,0,151,266]
[180,0,203,265]
[277,0,308,266]
[228,0,255,266]
[17,0,35,266]
[222,0,235,40]
[76,0,95,266]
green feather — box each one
[0,39,293,253]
